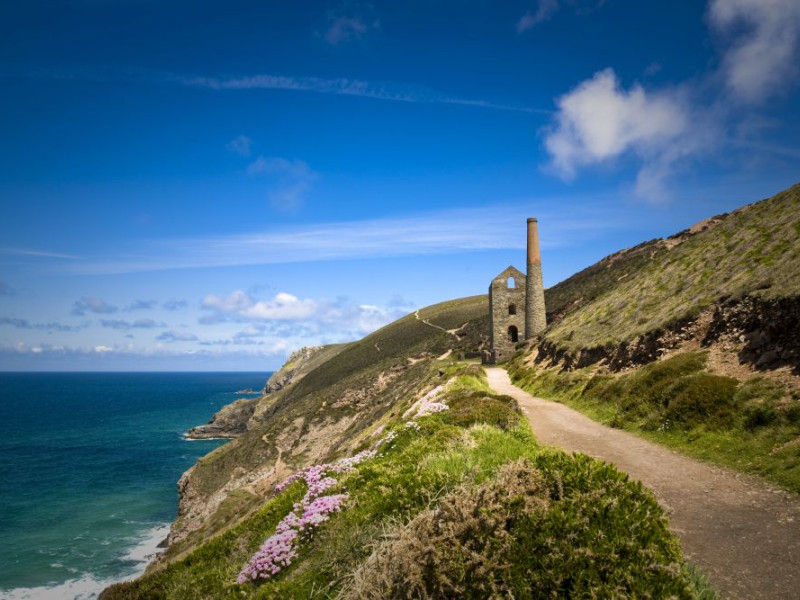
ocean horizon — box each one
[0,371,271,599]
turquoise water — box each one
[0,372,269,599]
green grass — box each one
[509,352,800,493]
[544,183,800,352]
[104,366,713,599]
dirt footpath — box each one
[486,368,800,600]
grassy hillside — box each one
[103,367,713,599]
[545,183,800,352]
[155,295,490,562]
[510,182,800,493]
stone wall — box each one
[489,266,527,363]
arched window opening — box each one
[508,325,519,343]
[508,303,517,315]
[507,276,516,289]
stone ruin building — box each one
[486,218,547,363]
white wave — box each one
[0,524,171,600]
[123,524,170,564]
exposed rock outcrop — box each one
[184,396,259,439]
[535,294,800,375]
[264,345,344,393]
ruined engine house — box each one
[487,218,547,363]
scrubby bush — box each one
[743,403,779,430]
[445,391,520,430]
[663,374,739,430]
[348,455,692,599]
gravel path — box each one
[486,367,800,600]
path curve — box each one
[486,367,800,600]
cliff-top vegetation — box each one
[103,366,714,599]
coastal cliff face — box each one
[263,344,347,393]
[184,396,259,439]
[156,299,489,562]
[184,345,348,441]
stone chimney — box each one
[525,218,547,339]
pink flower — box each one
[237,450,377,584]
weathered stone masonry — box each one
[488,266,526,363]
[487,219,547,363]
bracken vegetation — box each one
[102,367,715,599]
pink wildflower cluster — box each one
[237,449,376,584]
[415,400,449,417]
[403,384,450,419]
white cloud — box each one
[201,289,410,337]
[543,68,697,202]
[226,134,253,157]
[517,0,559,33]
[540,0,800,199]
[202,290,253,313]
[709,0,800,103]
[203,291,318,321]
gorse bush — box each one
[349,456,692,599]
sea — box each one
[0,371,270,599]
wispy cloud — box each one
[3,65,550,115]
[709,0,800,104]
[0,247,79,259]
[517,0,560,33]
[163,299,189,311]
[156,330,199,343]
[65,200,629,275]
[169,72,550,114]
[0,317,84,332]
[226,134,253,157]
[71,297,118,315]
[325,16,378,44]
[322,1,380,44]
[100,318,167,330]
[125,299,158,311]
[246,156,318,211]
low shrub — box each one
[445,391,520,430]
[348,455,691,599]
[663,374,739,430]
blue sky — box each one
[1,0,799,371]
